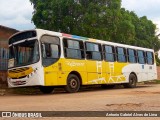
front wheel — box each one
[124,74,137,88]
[65,74,80,93]
[39,86,54,94]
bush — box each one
[155,53,160,66]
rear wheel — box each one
[65,74,80,93]
[39,86,54,94]
[124,74,137,88]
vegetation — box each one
[143,80,160,84]
[155,53,160,66]
[30,0,160,51]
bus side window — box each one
[86,51,92,59]
[85,42,102,61]
[104,45,116,62]
[63,39,84,59]
[146,51,154,65]
[137,50,145,64]
[128,49,137,63]
[117,47,127,62]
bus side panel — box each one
[58,59,88,85]
[105,62,128,84]
[122,64,140,82]
[122,63,157,82]
[43,59,157,86]
[140,64,148,82]
[44,63,58,86]
[85,61,106,85]
[147,63,157,80]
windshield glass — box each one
[9,39,39,68]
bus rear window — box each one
[9,31,37,45]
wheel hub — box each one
[70,79,77,89]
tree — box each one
[30,0,160,51]
[114,8,136,44]
[30,0,121,39]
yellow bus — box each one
[7,29,157,93]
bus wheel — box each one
[39,86,54,94]
[65,74,80,93]
[124,74,137,88]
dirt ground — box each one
[0,84,160,120]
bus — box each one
[7,29,157,93]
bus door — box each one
[41,36,60,86]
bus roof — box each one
[37,29,154,52]
[9,29,154,52]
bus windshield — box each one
[8,39,39,68]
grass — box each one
[155,80,160,84]
[143,80,160,84]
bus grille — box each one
[9,67,29,73]
[11,75,27,79]
[12,81,26,85]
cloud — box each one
[122,0,160,18]
[122,0,160,33]
[0,0,35,30]
[152,18,160,34]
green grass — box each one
[143,80,160,84]
[155,80,160,84]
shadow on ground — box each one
[0,83,156,96]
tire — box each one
[39,86,54,94]
[65,74,80,93]
[124,74,137,88]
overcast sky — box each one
[122,0,160,34]
[0,0,35,30]
[0,0,160,33]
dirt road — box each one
[0,84,160,120]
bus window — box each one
[128,49,137,63]
[117,47,127,62]
[68,40,80,49]
[41,35,60,67]
[104,45,116,62]
[85,42,102,60]
[63,39,84,59]
[51,44,59,58]
[146,51,154,65]
[137,50,145,64]
[9,40,39,68]
[42,44,59,58]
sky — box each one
[0,0,160,34]
[0,0,35,30]
[121,0,160,34]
